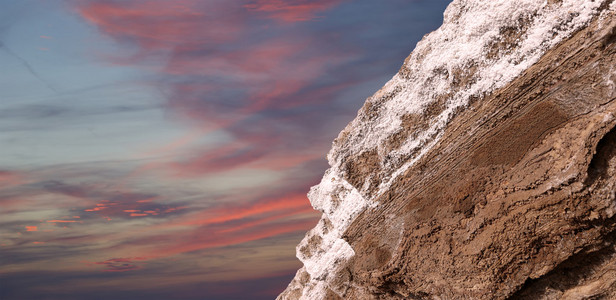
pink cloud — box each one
[46,220,79,223]
[142,217,317,259]
[73,0,355,182]
[89,192,317,262]
[82,197,186,219]
[245,0,345,22]
[164,192,312,228]
[75,0,245,52]
[0,170,24,189]
[65,0,352,269]
[220,205,317,233]
[75,0,349,118]
[91,257,148,272]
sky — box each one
[0,0,450,299]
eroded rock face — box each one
[279,0,616,299]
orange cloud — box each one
[85,207,107,212]
[25,226,38,232]
[220,205,317,233]
[79,194,185,221]
[146,218,317,259]
[170,193,311,227]
[94,192,318,262]
[85,214,315,269]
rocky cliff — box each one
[279,1,616,299]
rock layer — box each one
[279,1,616,299]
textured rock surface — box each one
[279,0,616,299]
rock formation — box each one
[279,0,616,299]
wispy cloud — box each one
[90,257,147,272]
[245,0,345,22]
[76,0,245,52]
[0,170,24,189]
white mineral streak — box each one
[338,0,608,196]
[293,168,369,297]
[288,1,613,299]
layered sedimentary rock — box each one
[280,0,616,299]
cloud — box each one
[244,0,345,22]
[73,191,319,265]
[72,0,364,182]
[168,192,312,227]
[138,217,317,259]
[36,180,188,219]
[0,165,317,273]
[46,220,80,223]
[3,0,357,281]
[0,170,24,189]
[76,0,245,52]
[220,206,315,233]
[91,257,147,272]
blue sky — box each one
[0,0,450,299]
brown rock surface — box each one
[280,2,616,299]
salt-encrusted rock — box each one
[280,0,616,299]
